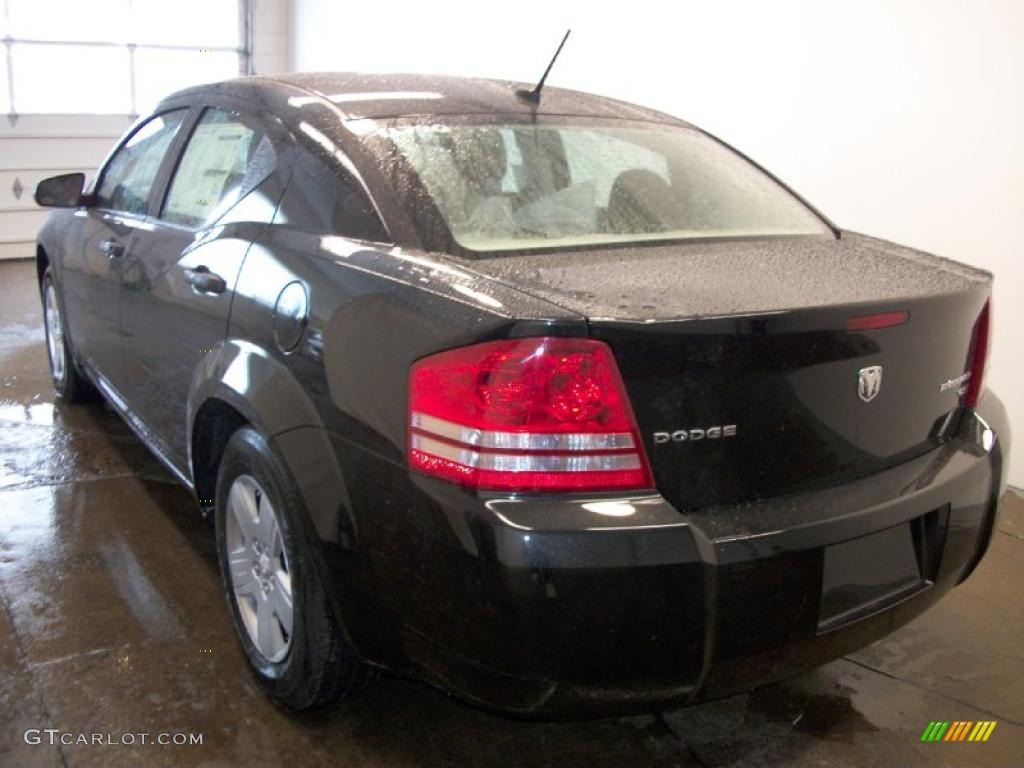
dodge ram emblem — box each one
[857,365,883,402]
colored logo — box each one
[921,721,997,742]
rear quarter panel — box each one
[213,226,585,662]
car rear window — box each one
[383,121,829,254]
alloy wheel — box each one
[225,474,293,662]
[44,283,66,384]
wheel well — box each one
[191,399,249,508]
[36,244,49,288]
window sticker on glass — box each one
[163,109,266,228]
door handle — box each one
[186,266,227,295]
[98,239,124,259]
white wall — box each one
[295,0,1022,486]
[251,0,291,75]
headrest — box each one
[607,169,677,233]
[451,128,508,191]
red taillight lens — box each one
[408,338,653,492]
[964,300,991,408]
[846,310,909,332]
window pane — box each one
[163,109,272,228]
[387,123,828,253]
[131,0,240,47]
[97,110,186,214]
[8,0,131,43]
[564,132,669,206]
[11,44,131,113]
[134,49,241,114]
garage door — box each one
[0,114,134,260]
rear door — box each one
[118,104,287,462]
[60,110,187,389]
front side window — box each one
[384,121,829,254]
[162,108,275,228]
[96,110,186,214]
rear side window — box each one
[162,107,275,228]
[96,110,186,214]
[279,151,388,243]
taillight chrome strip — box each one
[410,434,642,473]
[410,411,636,451]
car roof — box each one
[160,72,690,127]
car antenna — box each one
[516,29,571,104]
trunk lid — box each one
[463,232,992,508]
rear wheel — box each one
[215,426,374,708]
[42,268,96,403]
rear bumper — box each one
[341,394,1010,717]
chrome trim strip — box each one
[410,411,635,451]
[410,434,642,473]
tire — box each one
[41,268,97,403]
[215,426,374,708]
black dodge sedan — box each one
[34,73,1009,715]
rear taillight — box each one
[964,299,991,408]
[408,337,653,492]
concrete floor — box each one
[0,257,1021,768]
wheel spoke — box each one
[270,519,286,564]
[228,552,257,596]
[255,493,275,546]
[256,591,276,655]
[236,593,258,642]
[228,481,258,542]
[270,570,293,636]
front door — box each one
[60,110,188,390]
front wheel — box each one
[215,426,374,708]
[41,268,96,403]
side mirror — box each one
[35,173,86,208]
